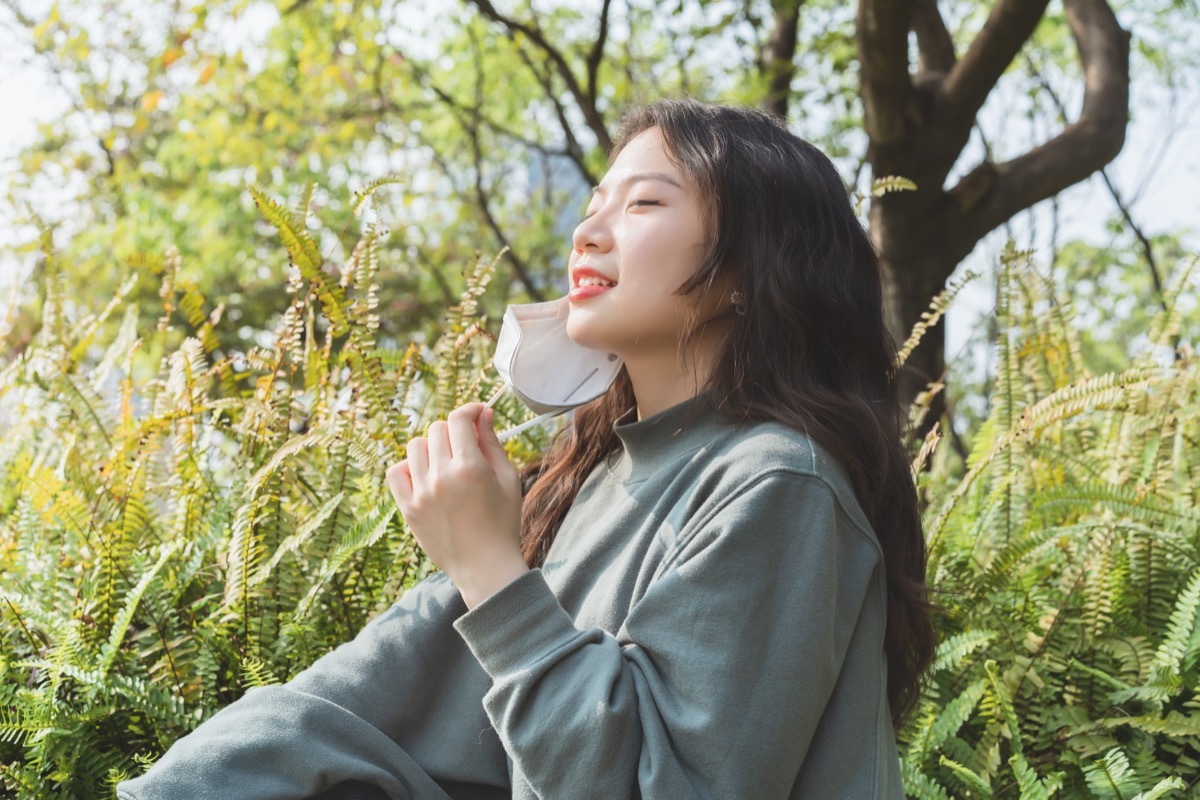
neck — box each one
[624,324,728,420]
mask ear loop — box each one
[482,380,565,443]
[483,382,509,410]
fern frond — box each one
[895,270,980,369]
[96,543,180,677]
[349,175,404,217]
[871,175,918,197]
[928,367,1160,550]
[938,755,994,797]
[249,186,352,337]
[1131,776,1187,800]
[251,491,346,586]
[292,503,397,621]
[1146,566,1200,685]
[1084,747,1143,799]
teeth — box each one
[578,276,616,288]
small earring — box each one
[730,290,747,316]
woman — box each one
[117,98,936,800]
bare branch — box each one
[412,243,459,307]
[1128,87,1183,206]
[1032,62,1166,315]
[403,56,570,159]
[759,0,804,118]
[512,44,599,187]
[856,0,915,147]
[466,152,546,301]
[947,0,1130,262]
[467,26,545,301]
[586,0,614,108]
[391,103,546,301]
[468,0,612,152]
[911,0,955,78]
[939,0,1050,142]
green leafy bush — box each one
[902,248,1200,798]
[0,186,546,796]
[1,191,1197,797]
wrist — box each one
[453,552,530,610]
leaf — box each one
[871,175,918,196]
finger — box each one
[448,404,486,463]
[385,460,413,503]
[475,407,514,480]
[407,438,428,493]
[427,420,451,466]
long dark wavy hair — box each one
[518,98,937,729]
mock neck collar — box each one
[610,391,730,482]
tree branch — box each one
[759,0,804,118]
[856,0,915,147]
[467,147,546,302]
[911,0,956,78]
[586,0,613,109]
[390,110,545,302]
[468,0,611,152]
[403,55,569,159]
[512,43,599,187]
[939,0,1050,144]
[467,27,545,301]
[947,0,1130,261]
[1031,61,1166,315]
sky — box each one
[1,2,1197,383]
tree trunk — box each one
[871,194,956,443]
[857,0,1130,446]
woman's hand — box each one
[386,403,528,609]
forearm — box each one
[116,686,454,800]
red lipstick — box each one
[568,266,617,303]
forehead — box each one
[597,128,687,192]
[611,128,673,170]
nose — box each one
[571,206,613,254]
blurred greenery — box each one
[2,0,1196,386]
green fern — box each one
[0,183,516,794]
[902,250,1199,797]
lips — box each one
[571,265,617,289]
[568,265,617,303]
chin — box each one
[565,316,615,354]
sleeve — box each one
[116,572,509,800]
[452,471,880,800]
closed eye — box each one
[630,199,661,208]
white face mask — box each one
[488,296,623,441]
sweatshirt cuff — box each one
[453,568,579,677]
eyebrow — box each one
[591,171,684,196]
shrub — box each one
[0,186,546,796]
[901,248,1200,798]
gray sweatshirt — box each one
[117,392,905,799]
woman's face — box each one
[565,127,717,359]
